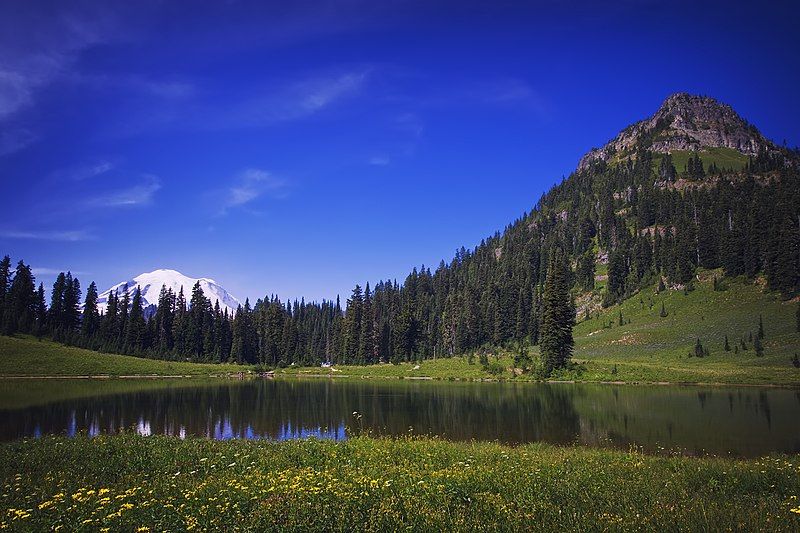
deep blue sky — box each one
[1,0,799,303]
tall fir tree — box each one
[539,250,575,376]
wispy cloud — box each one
[0,5,121,155]
[368,156,390,166]
[212,70,369,129]
[219,168,287,215]
[0,229,94,242]
[86,174,161,208]
[52,160,115,181]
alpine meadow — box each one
[1,1,799,531]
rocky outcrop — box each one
[578,93,777,170]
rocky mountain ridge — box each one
[578,93,781,170]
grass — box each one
[647,147,749,174]
[0,335,246,377]
[573,273,800,385]
[1,434,798,531]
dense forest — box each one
[1,144,798,372]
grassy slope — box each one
[0,335,245,377]
[573,273,800,385]
[1,435,798,531]
[651,147,749,173]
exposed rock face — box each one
[578,93,776,170]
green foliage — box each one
[539,250,575,376]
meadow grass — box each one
[1,434,798,531]
[0,335,245,377]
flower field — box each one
[1,434,799,531]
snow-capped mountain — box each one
[97,269,241,316]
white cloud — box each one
[86,174,161,207]
[220,168,287,215]
[0,229,93,242]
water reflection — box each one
[0,378,798,457]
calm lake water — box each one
[1,378,798,457]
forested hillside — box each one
[1,94,798,372]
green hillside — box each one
[0,335,247,377]
[277,276,800,385]
[573,273,800,384]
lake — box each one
[1,378,798,457]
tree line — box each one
[1,146,797,374]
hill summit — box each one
[578,93,779,170]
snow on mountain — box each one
[97,269,241,316]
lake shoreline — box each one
[1,371,798,389]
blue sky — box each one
[1,0,799,303]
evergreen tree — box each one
[753,335,764,357]
[66,274,81,332]
[344,285,363,363]
[723,335,730,352]
[34,283,47,337]
[6,261,36,334]
[187,281,211,359]
[81,282,100,340]
[0,255,10,328]
[48,273,67,332]
[125,287,146,353]
[172,286,187,356]
[359,283,375,363]
[757,315,765,339]
[539,250,575,376]
[694,338,704,357]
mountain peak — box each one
[578,92,775,170]
[96,269,240,315]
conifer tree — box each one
[34,283,47,337]
[68,275,81,331]
[539,249,575,376]
[0,255,10,327]
[724,335,730,352]
[359,283,375,363]
[754,335,764,357]
[48,273,67,332]
[757,315,765,339]
[694,338,704,357]
[118,285,130,348]
[82,282,100,340]
[344,285,363,362]
[172,286,187,356]
[6,261,36,334]
[125,287,146,353]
